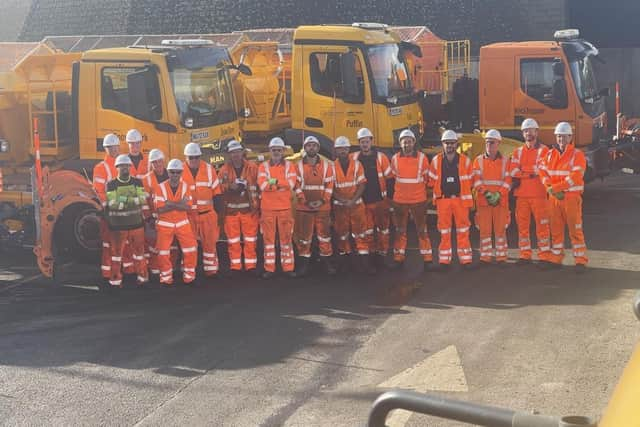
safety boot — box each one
[296,257,310,277]
[322,257,337,276]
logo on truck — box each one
[345,119,364,128]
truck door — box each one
[90,63,169,158]
[514,56,577,145]
[300,45,373,153]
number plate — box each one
[191,130,210,142]
[388,107,402,116]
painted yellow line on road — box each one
[378,345,468,427]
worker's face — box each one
[442,139,458,154]
[359,137,373,153]
[168,169,182,185]
[522,128,538,144]
[106,146,120,158]
[151,159,165,173]
[186,155,200,169]
[304,142,320,157]
[117,164,130,179]
[485,138,499,157]
[229,149,244,163]
[400,137,415,154]
[335,147,350,160]
[128,140,142,155]
[270,147,284,162]
[556,134,572,151]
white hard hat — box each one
[102,133,120,148]
[357,127,374,140]
[125,129,142,143]
[148,148,164,163]
[334,136,351,148]
[441,129,458,142]
[167,159,184,171]
[269,137,286,148]
[184,142,202,156]
[115,154,133,167]
[554,121,573,135]
[484,129,502,141]
[399,129,416,141]
[227,140,243,152]
[303,135,320,146]
[520,118,539,131]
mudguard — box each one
[33,167,101,278]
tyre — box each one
[54,203,101,263]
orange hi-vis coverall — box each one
[182,160,221,276]
[429,153,474,265]
[351,150,393,256]
[540,144,588,266]
[258,160,297,273]
[154,179,198,284]
[294,157,334,258]
[142,169,171,275]
[128,153,148,180]
[333,157,368,255]
[472,153,512,262]
[509,143,551,261]
[390,151,433,262]
[219,159,260,271]
[93,156,117,279]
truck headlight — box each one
[0,139,9,153]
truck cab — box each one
[286,23,424,153]
[77,40,242,166]
[479,30,609,178]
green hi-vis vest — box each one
[105,177,146,230]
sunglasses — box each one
[168,170,182,175]
[443,141,457,145]
[187,156,201,160]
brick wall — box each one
[18,0,568,49]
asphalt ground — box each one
[1,172,639,426]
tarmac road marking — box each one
[377,345,468,427]
[0,262,72,294]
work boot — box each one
[284,270,297,279]
[435,263,451,273]
[261,270,275,280]
[389,259,404,271]
[337,254,350,273]
[322,257,337,276]
[296,257,310,277]
[374,253,388,271]
[537,260,555,270]
[360,254,376,275]
[516,258,532,265]
[423,261,437,273]
[462,263,477,271]
[479,260,493,268]
[575,264,587,274]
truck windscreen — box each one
[365,44,414,99]
[167,47,237,128]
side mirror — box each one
[552,59,565,77]
[237,63,252,76]
[340,51,361,103]
[128,66,162,121]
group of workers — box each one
[93,117,588,287]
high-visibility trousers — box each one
[260,209,295,273]
[156,220,198,285]
[549,196,588,265]
[436,198,472,265]
[224,211,259,271]
[144,223,178,276]
[109,228,148,287]
[189,211,219,276]
[294,210,332,258]
[122,242,135,274]
[515,197,551,261]
[364,199,391,256]
[476,205,510,263]
[334,203,368,255]
[392,201,433,262]
[100,218,112,279]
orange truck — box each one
[417,29,639,181]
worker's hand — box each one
[511,177,521,190]
[555,191,565,200]
[268,178,278,186]
[547,186,555,196]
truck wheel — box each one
[55,203,101,262]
